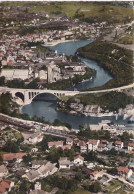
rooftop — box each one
[117,166,130,174]
[2,153,27,161]
[0,180,11,194]
[74,155,84,161]
[48,141,64,146]
[87,139,99,144]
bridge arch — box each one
[15,92,24,102]
[31,92,59,102]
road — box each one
[81,82,134,94]
[0,113,74,138]
[0,82,134,97]
[103,23,134,51]
[104,173,134,189]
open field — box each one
[71,189,90,194]
[28,2,133,23]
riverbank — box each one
[58,91,134,120]
[43,39,92,47]
[78,40,133,90]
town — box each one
[0,112,134,193]
[0,1,134,194]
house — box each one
[101,140,109,145]
[66,137,73,146]
[73,155,84,166]
[87,139,100,151]
[16,168,27,178]
[0,165,8,178]
[90,170,104,180]
[2,153,27,163]
[89,124,102,131]
[31,160,47,169]
[29,189,46,194]
[128,173,134,183]
[73,138,80,146]
[128,143,134,151]
[117,166,133,179]
[22,170,40,182]
[0,180,14,194]
[37,162,58,178]
[115,141,123,150]
[97,143,107,152]
[79,140,87,153]
[27,132,43,144]
[58,157,71,169]
[47,141,64,149]
[34,182,41,190]
[61,144,71,150]
[127,162,134,170]
[31,148,38,153]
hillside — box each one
[1,2,133,24]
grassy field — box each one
[14,132,22,140]
[28,2,133,24]
[108,181,121,191]
[71,189,90,194]
[117,35,134,44]
[1,2,133,25]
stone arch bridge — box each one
[0,87,80,105]
[0,82,134,105]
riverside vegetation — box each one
[78,40,133,90]
[59,92,134,113]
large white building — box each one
[1,69,29,80]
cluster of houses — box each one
[0,13,112,86]
[0,29,87,86]
[68,103,103,116]
[0,134,134,193]
[0,116,134,193]
[46,136,134,155]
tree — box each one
[75,173,83,181]
[0,76,5,86]
[19,180,33,192]
[107,168,118,175]
[89,182,101,193]
[3,140,19,153]
[120,132,133,143]
[23,154,32,164]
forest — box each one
[66,91,134,112]
[78,40,133,90]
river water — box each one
[21,40,129,129]
[46,40,112,90]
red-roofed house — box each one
[101,140,109,145]
[2,153,27,163]
[79,140,87,153]
[128,143,134,151]
[61,144,71,150]
[115,141,123,150]
[87,139,100,151]
[97,143,107,152]
[128,150,134,154]
[73,138,79,146]
[47,141,64,149]
[0,180,14,194]
[66,137,73,146]
[117,166,133,179]
[90,170,104,180]
[74,155,84,166]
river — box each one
[21,40,128,129]
[46,40,112,90]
